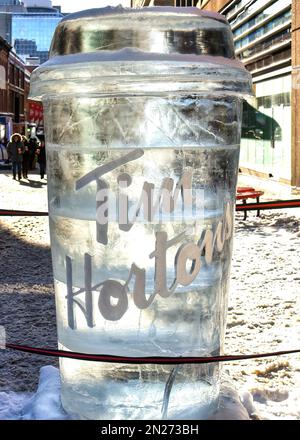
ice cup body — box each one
[30,7,252,420]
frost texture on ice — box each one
[0,366,254,420]
[1,365,299,420]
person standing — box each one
[28,136,40,170]
[21,135,30,179]
[6,133,24,180]
[35,137,46,179]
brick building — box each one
[0,35,10,141]
[0,35,31,141]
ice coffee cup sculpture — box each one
[30,7,252,420]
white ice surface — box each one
[42,49,247,70]
[61,6,228,24]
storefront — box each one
[27,99,44,137]
[241,75,292,183]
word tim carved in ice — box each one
[75,149,200,245]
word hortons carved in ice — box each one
[65,149,233,328]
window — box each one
[246,47,291,72]
[231,0,281,31]
[175,0,197,6]
[0,65,5,90]
[21,72,24,90]
[226,0,256,20]
[235,9,291,51]
[19,94,24,115]
[9,64,13,84]
[15,68,19,87]
[12,14,62,63]
[0,90,6,112]
[14,94,20,123]
[239,28,291,60]
[9,90,14,114]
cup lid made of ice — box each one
[30,6,253,99]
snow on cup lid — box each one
[29,6,252,99]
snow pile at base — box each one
[0,366,251,420]
[0,366,69,420]
[0,391,33,420]
[22,366,69,420]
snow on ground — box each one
[0,169,299,420]
[0,366,68,420]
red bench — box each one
[236,187,264,220]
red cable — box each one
[2,202,300,364]
[5,343,300,364]
[1,200,300,217]
[236,200,300,211]
[0,209,48,216]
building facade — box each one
[11,7,62,63]
[131,0,299,187]
[200,0,299,187]
[0,35,10,141]
[0,35,30,140]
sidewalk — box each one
[0,169,48,212]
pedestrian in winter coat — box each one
[21,135,30,179]
[35,138,46,179]
[28,137,40,170]
[6,133,24,180]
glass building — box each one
[0,1,22,5]
[0,1,63,64]
[11,8,62,64]
[218,0,292,183]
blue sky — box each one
[56,1,131,13]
